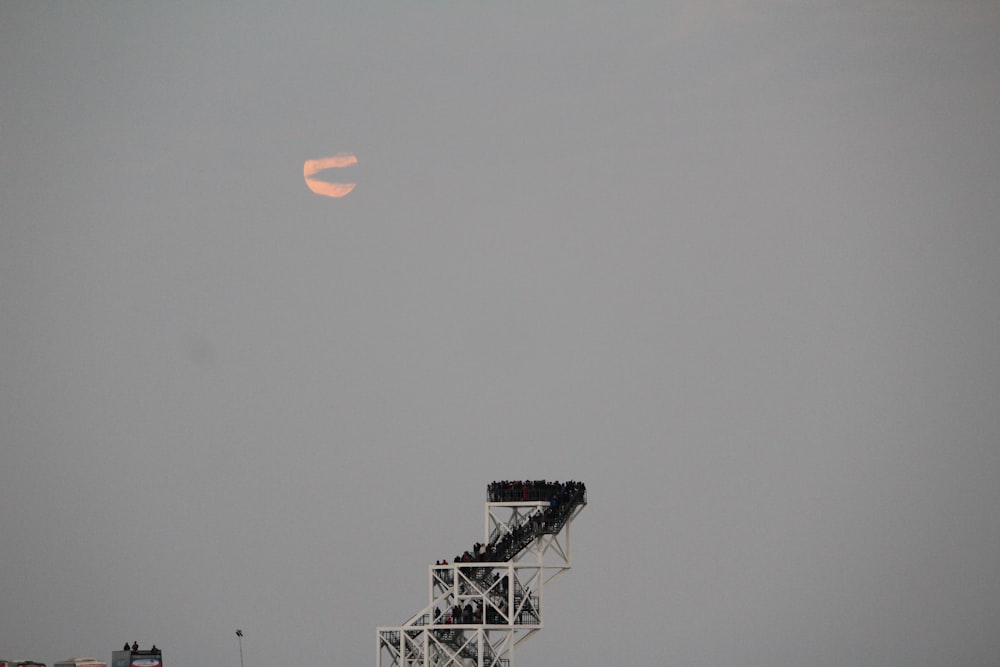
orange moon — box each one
[304,153,357,198]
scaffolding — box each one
[376,482,586,667]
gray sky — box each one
[2,2,999,666]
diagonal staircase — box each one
[376,481,586,667]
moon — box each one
[304,153,357,198]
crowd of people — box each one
[434,601,491,625]
[431,581,534,626]
[438,480,587,566]
[487,480,586,503]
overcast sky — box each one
[2,3,999,667]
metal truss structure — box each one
[377,483,587,667]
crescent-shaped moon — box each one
[304,153,357,198]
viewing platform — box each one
[377,480,586,667]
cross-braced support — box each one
[377,481,586,667]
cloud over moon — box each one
[304,153,357,198]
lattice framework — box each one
[376,487,585,667]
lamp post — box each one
[236,630,244,667]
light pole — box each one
[236,630,244,667]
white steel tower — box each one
[376,481,587,667]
